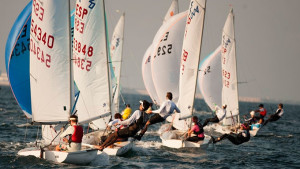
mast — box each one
[68,0,74,116]
[103,0,113,117]
[232,9,240,124]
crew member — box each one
[134,92,180,141]
[185,116,205,142]
[94,100,151,151]
[202,104,227,127]
[212,123,250,145]
[263,103,284,126]
[56,115,83,152]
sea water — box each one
[0,85,299,168]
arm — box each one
[60,126,74,138]
[151,101,166,114]
[174,105,180,113]
[119,110,139,126]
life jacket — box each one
[194,122,204,137]
[136,111,149,130]
[71,125,83,143]
[260,108,267,117]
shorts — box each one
[117,126,138,138]
[149,114,165,125]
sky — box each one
[1,0,300,104]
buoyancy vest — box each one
[136,111,149,130]
[194,122,204,136]
[71,125,83,143]
[260,108,267,117]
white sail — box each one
[221,9,239,125]
[198,46,222,111]
[73,0,111,126]
[111,13,125,113]
[163,0,179,23]
[30,0,71,123]
[151,11,187,104]
[142,45,160,105]
[142,0,179,106]
[173,0,206,131]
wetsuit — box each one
[216,130,250,145]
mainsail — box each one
[173,0,206,131]
[110,13,125,113]
[30,0,72,123]
[73,0,112,128]
[198,46,222,111]
[221,9,239,125]
[151,11,187,104]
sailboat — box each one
[200,9,242,135]
[71,0,132,156]
[16,0,97,164]
[159,0,212,148]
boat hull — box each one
[160,130,211,149]
[83,130,133,156]
[18,147,97,165]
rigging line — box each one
[119,90,126,106]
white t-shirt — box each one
[152,99,180,119]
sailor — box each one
[254,104,267,121]
[122,104,132,120]
[202,104,227,127]
[244,111,258,125]
[212,123,250,145]
[263,103,284,126]
[94,100,151,151]
[107,113,124,131]
[56,115,83,152]
[185,116,205,142]
[134,92,180,141]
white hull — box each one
[18,147,97,165]
[249,126,261,137]
[83,130,133,156]
[208,123,240,135]
[160,129,211,148]
[102,140,133,156]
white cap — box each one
[222,104,227,107]
[250,111,255,116]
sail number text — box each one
[222,69,231,88]
[30,39,51,68]
[73,38,94,72]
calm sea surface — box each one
[0,85,299,168]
